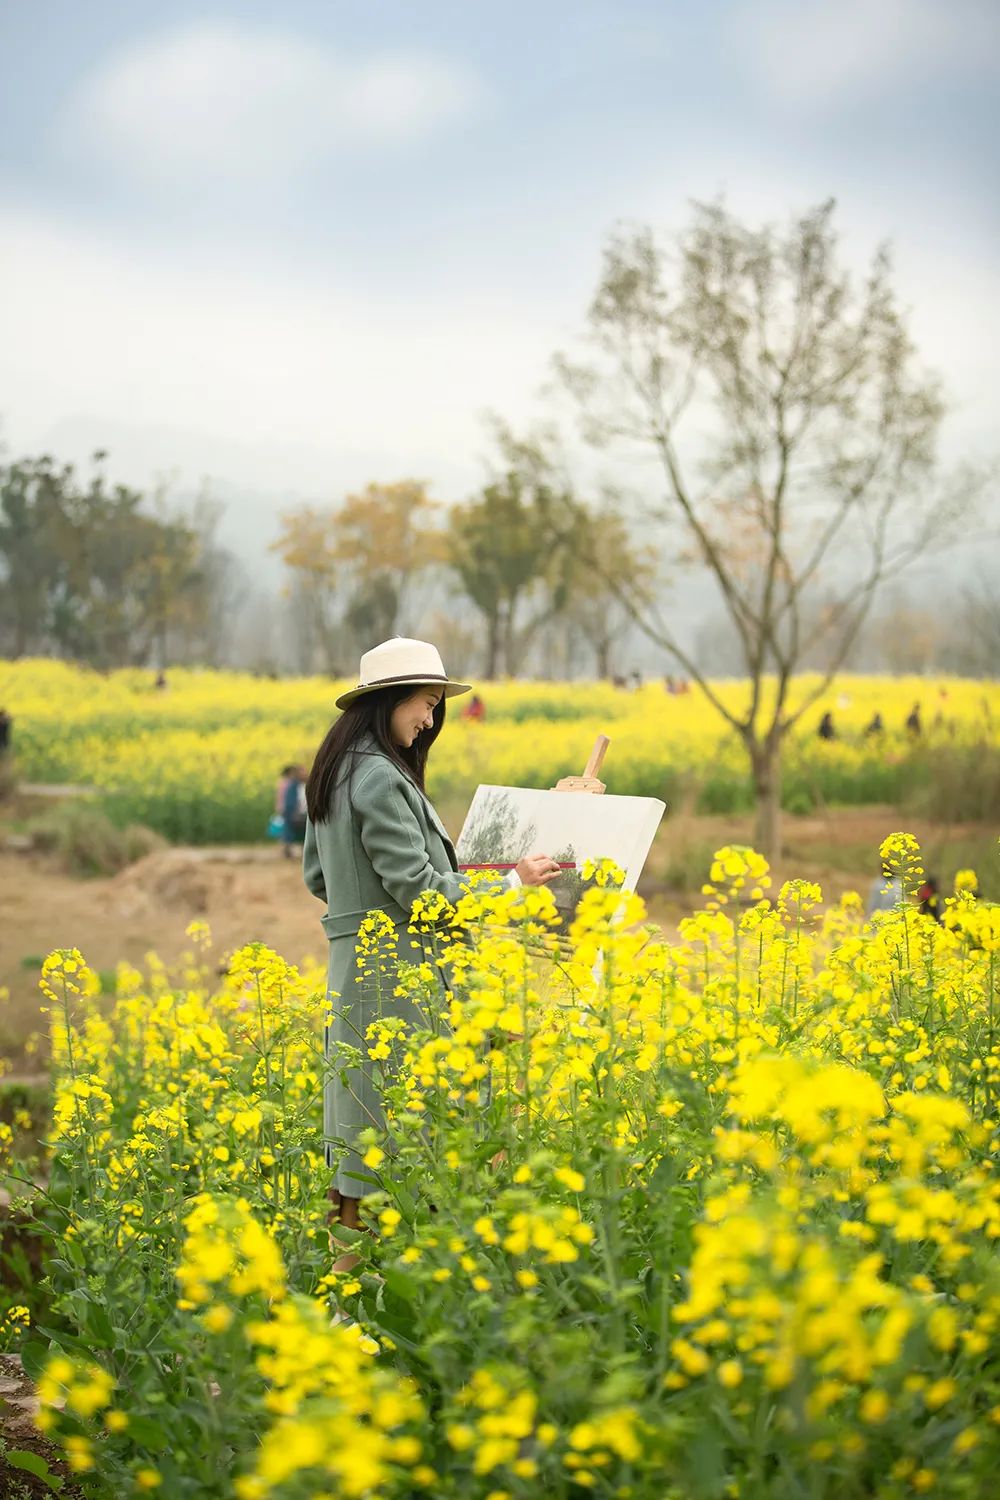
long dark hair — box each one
[305,684,447,823]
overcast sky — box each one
[2,0,998,553]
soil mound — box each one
[108,848,218,915]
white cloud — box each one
[1,146,996,531]
[729,0,1000,107]
[0,208,554,501]
[54,20,482,186]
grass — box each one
[905,740,1000,824]
[0,1077,51,1138]
[23,803,165,878]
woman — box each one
[303,637,560,1238]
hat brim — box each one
[335,677,472,711]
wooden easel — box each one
[552,734,610,794]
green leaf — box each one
[580,1274,611,1295]
[125,1414,169,1450]
[343,1170,382,1190]
[63,1236,86,1269]
[381,1265,419,1302]
[6,1449,64,1491]
[328,1224,366,1247]
[19,1337,52,1380]
[82,1300,115,1346]
[48,1257,80,1279]
[367,1305,420,1353]
[393,1184,418,1218]
[33,1325,91,1357]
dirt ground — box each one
[0,802,989,1065]
[0,842,328,1063]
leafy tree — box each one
[270,506,345,673]
[446,468,573,678]
[335,481,441,645]
[465,428,657,679]
[142,492,243,667]
[272,482,439,672]
[0,456,67,655]
[555,199,982,852]
[0,451,229,668]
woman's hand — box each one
[515,854,563,885]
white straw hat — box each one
[335,638,471,710]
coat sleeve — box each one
[352,760,500,913]
[302,817,327,902]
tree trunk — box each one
[596,636,611,680]
[501,601,516,678]
[749,738,783,859]
[13,609,29,658]
[484,612,501,679]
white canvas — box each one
[456,785,666,922]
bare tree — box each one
[560,500,657,679]
[945,574,1000,678]
[556,199,984,853]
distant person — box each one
[905,701,922,737]
[154,670,168,691]
[664,675,677,694]
[932,687,950,731]
[817,711,836,741]
[0,707,11,755]
[275,764,295,818]
[281,765,308,859]
[917,875,944,924]
[267,764,295,842]
[866,864,903,918]
[630,671,643,690]
[461,693,486,723]
[863,712,884,738]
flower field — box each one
[2,660,999,842]
[7,836,1000,1496]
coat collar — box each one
[355,735,455,853]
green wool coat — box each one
[302,739,504,1196]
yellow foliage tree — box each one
[271,482,440,671]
